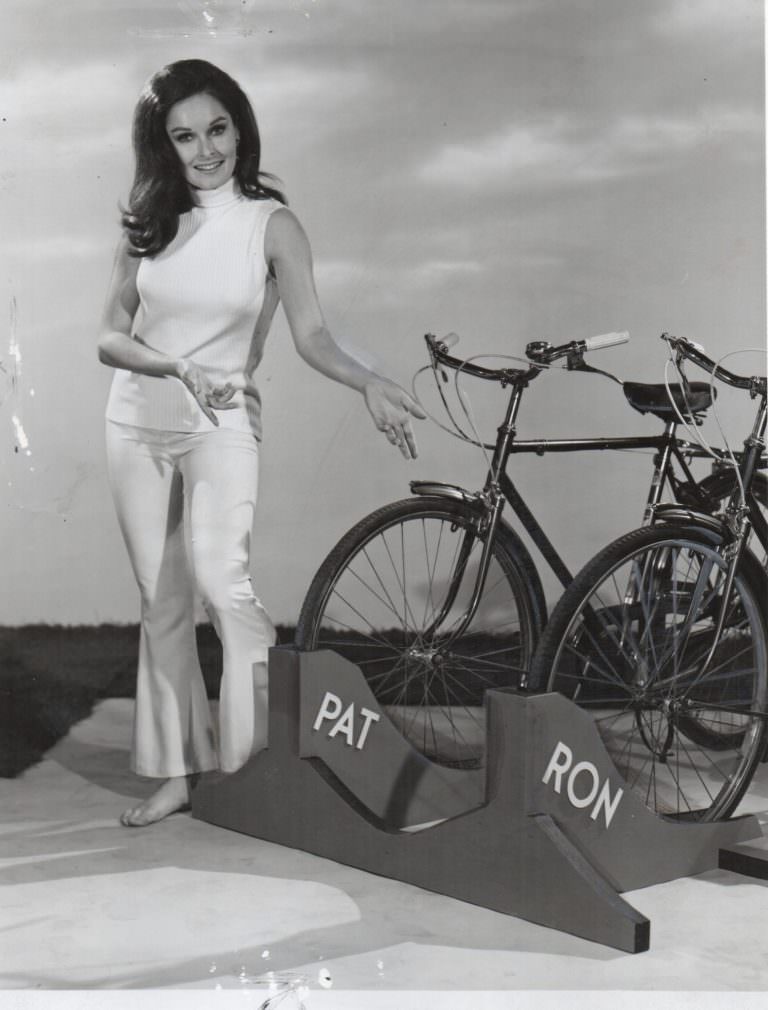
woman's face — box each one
[165,92,239,190]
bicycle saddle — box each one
[622,381,715,421]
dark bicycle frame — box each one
[411,333,768,649]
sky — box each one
[0,0,764,625]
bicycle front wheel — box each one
[296,496,544,768]
[529,524,768,821]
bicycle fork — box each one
[419,487,507,647]
[421,382,528,651]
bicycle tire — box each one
[296,496,545,768]
[528,523,768,821]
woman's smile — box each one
[192,158,227,180]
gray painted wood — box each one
[191,647,762,954]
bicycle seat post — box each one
[643,418,680,524]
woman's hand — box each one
[176,358,236,426]
[364,378,427,459]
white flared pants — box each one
[105,421,276,777]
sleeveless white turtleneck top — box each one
[105,178,283,439]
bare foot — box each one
[120,776,191,827]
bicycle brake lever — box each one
[425,331,454,382]
[566,348,585,370]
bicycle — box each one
[528,333,768,821]
[295,330,767,773]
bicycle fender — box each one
[651,503,729,541]
[409,480,548,635]
[410,480,481,507]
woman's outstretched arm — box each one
[266,208,426,458]
[96,236,234,425]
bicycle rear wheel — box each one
[296,496,544,768]
[529,524,768,821]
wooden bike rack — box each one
[191,647,767,953]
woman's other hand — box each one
[176,359,236,426]
[364,378,427,459]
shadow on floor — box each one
[1,705,628,989]
[5,698,768,991]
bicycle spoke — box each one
[421,517,446,628]
[360,545,413,627]
[653,554,721,682]
[341,562,411,628]
[555,638,635,693]
[317,604,403,652]
[377,529,420,635]
[622,560,665,676]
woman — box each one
[98,59,424,827]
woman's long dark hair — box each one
[122,59,286,257]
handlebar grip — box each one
[583,331,630,352]
[439,331,460,349]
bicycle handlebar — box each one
[584,331,630,351]
[425,330,630,380]
[661,333,766,394]
[527,331,630,364]
[424,333,535,382]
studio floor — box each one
[2,699,768,1009]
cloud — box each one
[1,60,135,122]
[236,61,372,123]
[9,235,107,263]
[418,106,763,190]
[420,121,572,187]
[1,53,370,176]
[652,0,763,39]
[608,107,762,160]
[315,255,485,301]
[1,59,136,174]
[415,259,485,278]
